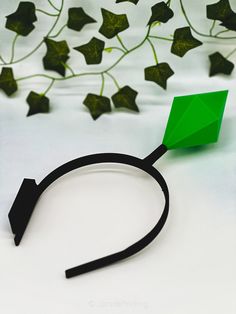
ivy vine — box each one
[0,0,235,119]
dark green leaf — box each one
[5,1,37,36]
[147,2,174,25]
[209,52,234,76]
[26,91,50,116]
[112,86,139,112]
[144,63,174,89]
[171,27,202,57]
[74,37,105,65]
[0,67,18,96]
[83,93,111,120]
[116,0,139,4]
[207,0,234,21]
[43,38,70,76]
[67,7,96,32]
[220,13,236,31]
[99,8,129,39]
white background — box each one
[0,0,236,313]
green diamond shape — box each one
[163,90,228,149]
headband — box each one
[8,90,228,278]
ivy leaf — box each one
[116,0,139,4]
[112,86,139,112]
[43,38,70,76]
[99,9,129,39]
[171,27,203,57]
[74,37,105,65]
[147,2,174,25]
[144,63,174,89]
[206,0,234,21]
[67,7,96,32]
[83,93,111,120]
[26,91,50,116]
[0,67,18,96]
[220,14,236,31]
[5,1,37,36]
[209,52,234,76]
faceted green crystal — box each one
[163,90,228,149]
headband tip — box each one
[8,178,39,246]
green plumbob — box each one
[162,90,228,149]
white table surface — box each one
[0,0,236,313]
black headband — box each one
[8,144,169,278]
[8,90,228,279]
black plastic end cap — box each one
[8,178,39,246]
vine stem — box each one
[43,79,55,95]
[102,25,152,74]
[215,29,230,37]
[16,72,99,82]
[149,35,173,41]
[10,34,19,63]
[116,34,128,52]
[180,0,236,40]
[63,63,75,76]
[16,26,152,85]
[1,0,64,66]
[0,55,7,64]
[180,0,213,38]
[105,47,126,53]
[147,38,158,64]
[226,48,236,59]
[48,0,60,12]
[36,9,59,17]
[49,24,67,38]
[105,72,120,90]
[100,74,105,96]
[209,20,216,36]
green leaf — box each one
[99,8,129,39]
[0,67,18,96]
[26,91,50,116]
[74,37,105,65]
[112,86,139,112]
[171,27,202,57]
[83,94,111,120]
[206,0,236,30]
[43,38,70,76]
[5,1,37,36]
[209,52,234,76]
[162,90,228,149]
[67,7,96,31]
[144,63,174,90]
[206,0,234,21]
[220,13,236,31]
[147,2,174,25]
[116,0,139,4]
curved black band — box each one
[8,144,169,278]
